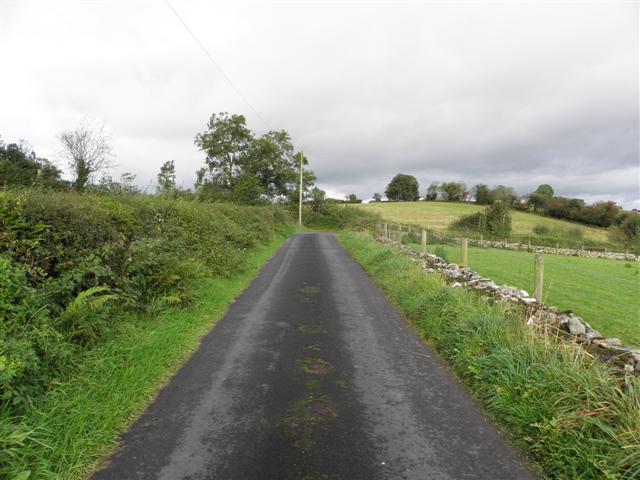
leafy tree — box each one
[310,187,326,212]
[194,112,252,191]
[345,193,362,204]
[425,182,439,201]
[157,160,176,194]
[609,213,640,248]
[245,130,303,201]
[372,192,382,202]
[491,185,518,206]
[58,118,114,191]
[385,174,420,201]
[194,113,314,204]
[473,184,491,204]
[439,182,466,202]
[450,201,511,238]
[485,201,512,237]
[535,184,554,197]
[0,140,63,188]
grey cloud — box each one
[0,1,637,207]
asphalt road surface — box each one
[93,233,537,480]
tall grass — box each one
[338,232,640,479]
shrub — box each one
[450,202,512,238]
[0,190,293,414]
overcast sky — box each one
[1,0,638,207]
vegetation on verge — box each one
[338,232,640,479]
[0,190,291,418]
[401,237,640,346]
[0,237,287,480]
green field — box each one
[405,239,640,346]
[359,201,611,244]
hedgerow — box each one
[0,190,292,414]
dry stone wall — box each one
[377,235,640,374]
[381,223,639,261]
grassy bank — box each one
[402,240,640,346]
[1,236,287,480]
[338,232,640,479]
[359,201,613,246]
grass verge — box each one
[403,240,640,346]
[0,235,287,480]
[338,232,640,480]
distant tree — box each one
[194,112,252,190]
[450,201,512,238]
[372,192,382,202]
[245,130,305,201]
[425,182,439,201]
[0,139,63,188]
[385,174,420,201]
[609,213,640,249]
[157,160,176,194]
[58,118,114,191]
[473,184,491,204]
[345,193,362,204]
[485,201,512,238]
[195,113,313,203]
[439,182,466,202]
[491,185,518,206]
[310,187,326,212]
[535,184,554,197]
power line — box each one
[163,0,271,130]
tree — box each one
[58,119,114,191]
[372,192,382,202]
[194,113,314,204]
[0,139,63,188]
[609,213,640,249]
[385,174,420,201]
[491,185,518,206]
[439,182,466,202]
[485,201,512,238]
[157,160,176,194]
[310,187,326,212]
[535,184,554,197]
[244,130,303,201]
[425,182,439,201]
[473,184,491,204]
[194,112,252,190]
[345,193,361,203]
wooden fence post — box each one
[460,238,468,267]
[534,253,544,303]
[421,229,427,254]
[556,242,559,254]
[384,222,388,239]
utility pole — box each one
[298,153,303,228]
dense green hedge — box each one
[0,191,292,412]
[301,204,380,230]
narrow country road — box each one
[93,233,537,480]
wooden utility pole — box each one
[534,253,544,302]
[421,229,427,254]
[298,154,303,228]
[460,238,468,267]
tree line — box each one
[0,113,318,205]
[377,173,637,231]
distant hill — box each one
[358,201,612,246]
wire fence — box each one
[375,221,640,346]
[376,222,639,262]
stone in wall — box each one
[377,235,640,374]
